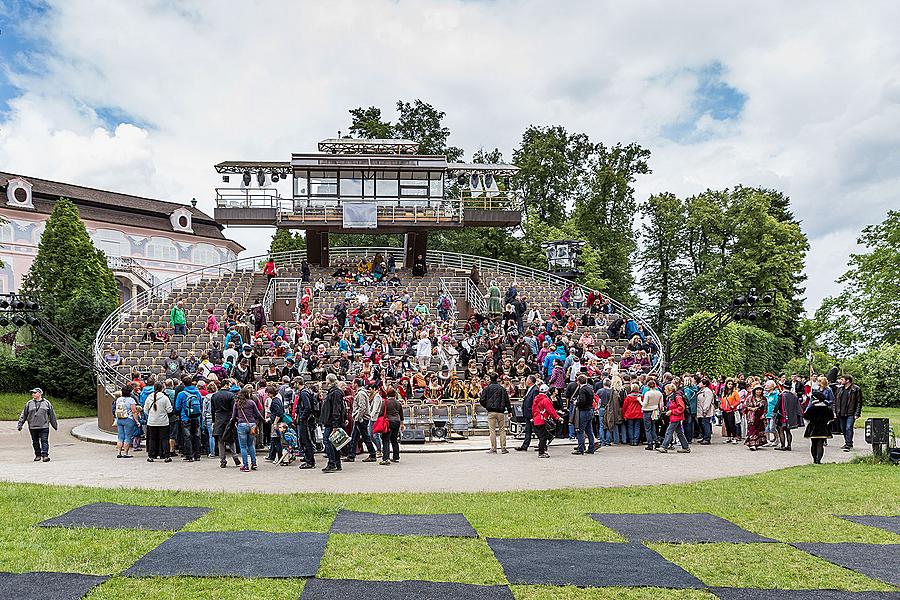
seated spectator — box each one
[156,324,171,343]
[142,322,158,343]
[104,347,123,366]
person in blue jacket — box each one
[174,375,203,462]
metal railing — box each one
[459,189,524,211]
[107,256,156,288]
[281,200,461,226]
[216,187,285,208]
[438,277,460,323]
[466,278,488,315]
[95,246,664,391]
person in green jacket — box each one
[487,281,502,315]
[170,300,187,335]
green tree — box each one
[512,125,591,227]
[816,210,900,352]
[19,198,119,404]
[638,192,688,347]
[348,106,393,139]
[268,229,306,255]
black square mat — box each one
[0,572,108,600]
[590,513,775,543]
[793,543,900,587]
[39,502,211,531]
[837,515,900,536]
[301,578,515,599]
[486,538,703,588]
[711,588,900,599]
[329,510,477,537]
[124,531,328,578]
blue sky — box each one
[1,0,899,313]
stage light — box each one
[271,173,280,183]
[484,174,494,188]
[762,309,772,319]
[0,317,8,327]
[0,299,8,309]
[256,171,266,187]
[12,300,24,310]
[242,171,251,186]
[12,315,26,326]
[762,293,773,305]
[457,175,466,186]
[746,311,758,321]
[25,316,40,326]
[747,287,759,305]
[24,300,38,310]
[222,175,230,183]
[471,174,479,188]
[733,296,746,307]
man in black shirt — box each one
[479,372,512,454]
[516,375,539,452]
[210,381,240,467]
[320,375,347,473]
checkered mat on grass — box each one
[12,505,900,598]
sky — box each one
[1,0,899,314]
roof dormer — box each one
[5,177,34,210]
[170,207,193,233]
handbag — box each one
[239,405,258,437]
[372,398,390,434]
[329,427,350,450]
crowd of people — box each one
[21,256,862,468]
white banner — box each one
[342,202,378,229]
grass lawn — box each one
[0,392,96,421]
[859,405,900,430]
[0,463,896,598]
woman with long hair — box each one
[231,386,262,472]
[743,385,768,450]
[719,379,741,443]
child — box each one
[206,307,219,335]
[277,422,299,465]
[132,404,146,451]
[156,323,171,343]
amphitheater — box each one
[92,246,662,436]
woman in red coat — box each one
[532,385,561,459]
[657,384,691,453]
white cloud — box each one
[2,0,899,314]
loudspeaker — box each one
[430,424,448,440]
[400,429,426,444]
[865,418,890,444]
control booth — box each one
[213,138,523,267]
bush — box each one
[671,312,745,375]
[0,354,36,393]
[841,343,900,407]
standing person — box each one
[415,331,432,373]
[571,375,596,454]
[515,375,539,451]
[719,379,741,444]
[175,376,203,462]
[622,384,644,446]
[17,388,58,462]
[265,385,285,464]
[321,374,347,473]
[773,385,804,451]
[641,379,663,450]
[532,384,561,459]
[300,259,311,283]
[113,384,139,459]
[696,378,716,445]
[487,280,502,315]
[743,385,767,451]
[368,384,384,458]
[804,391,835,464]
[232,387,262,472]
[834,375,863,452]
[657,384,691,453]
[263,257,277,282]
[379,388,404,465]
[211,380,241,468]
[479,372,513,454]
[347,382,377,463]
[296,380,318,469]
[170,299,187,336]
[763,380,781,446]
[143,382,172,462]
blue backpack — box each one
[186,390,203,418]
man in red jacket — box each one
[532,384,561,459]
[657,383,691,453]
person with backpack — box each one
[657,384,691,454]
[532,384,561,459]
[321,374,347,473]
[571,375,597,455]
[113,384,140,459]
[17,388,58,462]
[295,379,319,469]
[175,375,203,462]
[143,381,172,462]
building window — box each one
[339,171,364,197]
[309,171,338,196]
[145,237,178,261]
[375,171,399,198]
[193,244,220,266]
[0,222,12,243]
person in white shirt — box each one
[696,378,716,445]
[416,332,433,372]
[143,382,173,462]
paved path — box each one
[0,419,862,494]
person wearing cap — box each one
[17,388,58,462]
[804,390,835,464]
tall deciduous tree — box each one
[348,106,393,139]
[638,192,688,345]
[816,210,900,354]
[347,100,463,161]
[268,229,306,255]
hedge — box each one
[671,312,796,376]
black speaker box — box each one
[400,429,426,444]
